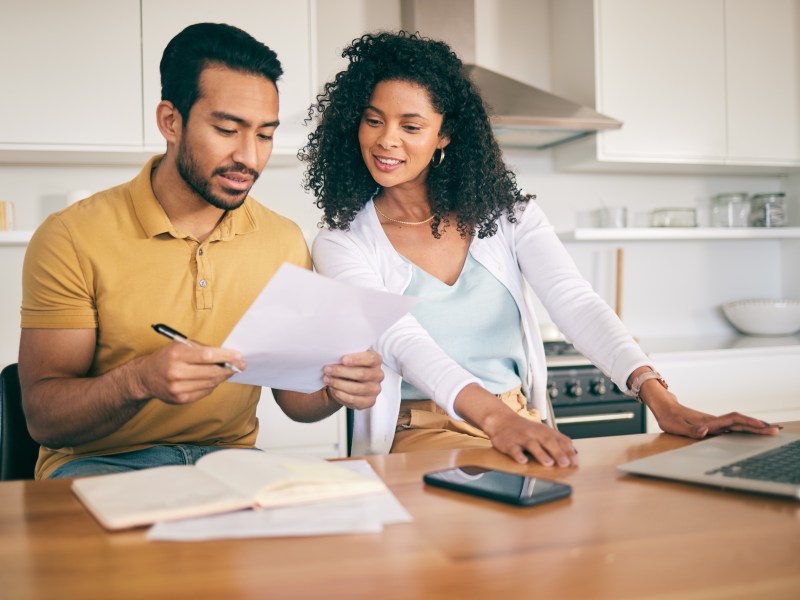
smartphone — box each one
[423,466,572,507]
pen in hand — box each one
[151,323,243,373]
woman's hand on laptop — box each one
[640,384,780,438]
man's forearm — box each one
[24,358,150,448]
[272,388,341,423]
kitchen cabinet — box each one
[551,0,800,173]
[141,0,313,156]
[592,0,726,164]
[0,0,313,164]
[256,390,348,458]
[0,1,142,149]
[725,0,800,165]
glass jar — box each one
[749,193,787,227]
[711,192,750,227]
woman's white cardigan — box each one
[312,199,651,456]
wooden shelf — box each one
[559,227,800,241]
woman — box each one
[300,31,776,466]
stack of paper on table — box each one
[71,449,389,531]
[147,459,412,541]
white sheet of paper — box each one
[223,263,417,392]
[146,461,412,541]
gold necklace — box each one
[374,203,434,226]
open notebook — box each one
[618,432,800,499]
[71,449,387,530]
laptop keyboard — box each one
[707,440,800,485]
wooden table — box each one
[2,424,799,600]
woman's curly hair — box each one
[299,31,529,239]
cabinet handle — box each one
[555,411,636,425]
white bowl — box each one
[721,299,800,336]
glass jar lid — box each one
[751,192,785,200]
[712,192,748,201]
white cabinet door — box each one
[556,0,800,171]
[725,0,800,165]
[141,0,312,155]
[255,389,347,458]
[0,0,142,147]
[594,0,727,163]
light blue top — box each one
[400,253,527,399]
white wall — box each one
[784,173,800,299]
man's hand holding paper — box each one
[323,349,384,410]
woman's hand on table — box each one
[486,411,579,467]
[455,384,579,467]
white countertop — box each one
[545,333,800,370]
[638,333,800,359]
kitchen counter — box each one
[544,333,800,369]
[639,333,800,358]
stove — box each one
[543,340,593,368]
[544,341,646,439]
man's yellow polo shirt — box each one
[21,155,312,479]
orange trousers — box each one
[391,388,541,453]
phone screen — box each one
[423,466,572,507]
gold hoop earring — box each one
[431,147,445,168]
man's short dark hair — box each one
[160,22,283,120]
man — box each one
[19,23,383,480]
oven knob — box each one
[566,381,583,398]
[590,378,607,396]
[547,383,559,400]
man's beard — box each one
[176,138,259,211]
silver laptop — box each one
[618,432,800,499]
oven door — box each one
[553,401,646,439]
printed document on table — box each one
[147,460,413,541]
[223,263,418,392]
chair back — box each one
[346,407,354,457]
[0,364,40,480]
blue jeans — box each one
[48,445,232,479]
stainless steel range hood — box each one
[401,0,622,150]
[463,64,621,149]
